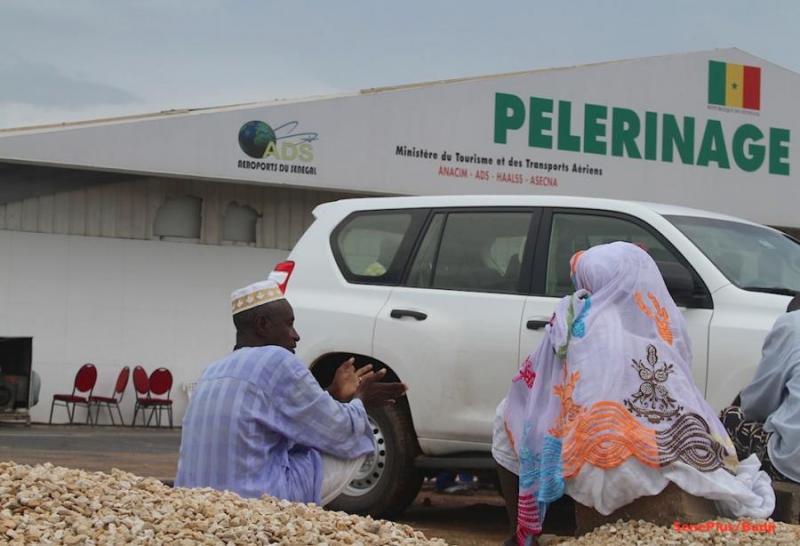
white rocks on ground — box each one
[0,461,447,545]
[552,518,800,546]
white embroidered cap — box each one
[230,280,285,315]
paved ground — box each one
[0,424,180,478]
[0,424,539,545]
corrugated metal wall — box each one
[0,177,357,250]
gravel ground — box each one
[5,459,800,544]
[551,518,800,545]
[1,461,448,545]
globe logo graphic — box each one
[238,121,277,159]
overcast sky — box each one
[1,0,798,129]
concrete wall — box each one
[0,229,289,424]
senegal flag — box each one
[708,60,761,110]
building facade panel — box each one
[0,177,358,250]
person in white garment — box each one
[492,242,774,546]
[721,295,800,484]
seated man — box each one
[175,280,406,505]
[721,295,800,484]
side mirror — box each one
[656,261,695,306]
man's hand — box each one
[355,368,408,408]
[327,358,374,402]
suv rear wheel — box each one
[327,404,423,518]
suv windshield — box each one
[666,215,800,295]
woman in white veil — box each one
[493,242,774,546]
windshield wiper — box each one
[740,286,799,296]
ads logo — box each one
[237,120,318,161]
[708,60,761,111]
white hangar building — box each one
[0,48,797,423]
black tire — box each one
[327,403,423,518]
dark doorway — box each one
[0,337,33,410]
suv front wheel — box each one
[327,404,423,518]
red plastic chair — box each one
[142,368,174,428]
[89,366,130,425]
[131,365,150,427]
[49,363,97,425]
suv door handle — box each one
[390,309,428,321]
[526,319,549,330]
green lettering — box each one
[583,104,607,155]
[529,97,554,149]
[557,100,580,152]
[298,143,313,162]
[769,128,790,175]
[611,107,642,158]
[732,124,765,172]
[661,114,695,165]
[493,93,525,144]
[495,93,788,174]
[644,112,658,160]
[696,120,730,169]
[281,142,298,161]
[264,141,279,159]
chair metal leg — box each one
[49,400,56,424]
[116,403,125,426]
[131,405,139,427]
[86,404,94,426]
[168,407,173,429]
[107,404,115,426]
[67,403,75,424]
[146,407,154,427]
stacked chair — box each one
[132,365,175,428]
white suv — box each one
[270,195,799,517]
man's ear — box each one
[253,313,271,337]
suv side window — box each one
[332,211,421,284]
[408,211,533,294]
[545,212,687,297]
